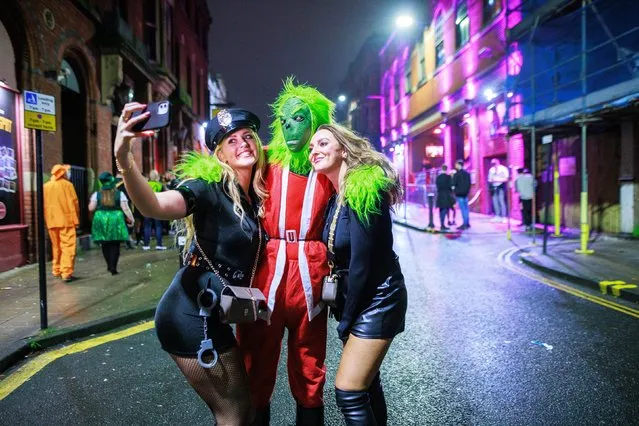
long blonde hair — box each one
[176,129,268,254]
[317,123,402,205]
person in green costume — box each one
[309,123,408,426]
[89,172,135,275]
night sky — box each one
[207,0,430,139]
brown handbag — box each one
[321,199,343,308]
[193,221,268,324]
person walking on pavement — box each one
[309,124,408,426]
[488,158,509,222]
[435,164,454,231]
[447,169,457,226]
[43,164,80,282]
[115,103,268,424]
[142,170,166,251]
[452,159,471,230]
[516,168,535,231]
[89,172,134,275]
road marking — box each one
[0,321,154,401]
[499,247,639,319]
[599,280,626,295]
[611,284,637,297]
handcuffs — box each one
[196,286,218,369]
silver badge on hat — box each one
[217,109,233,128]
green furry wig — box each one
[173,152,223,183]
[267,77,335,175]
[343,164,396,226]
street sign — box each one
[541,134,553,145]
[23,90,56,131]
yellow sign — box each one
[0,116,12,132]
[24,110,56,131]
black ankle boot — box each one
[368,372,387,426]
[335,388,377,426]
[296,404,324,426]
[251,404,270,426]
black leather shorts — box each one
[349,270,408,340]
[155,267,236,356]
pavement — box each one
[0,243,180,375]
[0,202,636,378]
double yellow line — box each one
[0,321,155,401]
[499,247,639,319]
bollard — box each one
[427,193,435,230]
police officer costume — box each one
[154,109,265,365]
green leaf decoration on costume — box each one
[268,77,335,175]
[343,165,394,225]
[174,152,223,183]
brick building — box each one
[0,0,210,272]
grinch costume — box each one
[236,79,334,424]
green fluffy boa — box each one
[343,165,395,225]
[267,77,335,175]
[173,152,223,183]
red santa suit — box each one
[237,163,332,409]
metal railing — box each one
[68,166,94,234]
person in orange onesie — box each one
[43,164,79,282]
[236,79,334,425]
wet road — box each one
[1,225,638,425]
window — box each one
[435,14,445,68]
[416,42,426,84]
[404,62,412,95]
[118,0,128,23]
[456,1,470,50]
[143,0,158,61]
[394,75,400,104]
[165,4,173,72]
[483,0,502,26]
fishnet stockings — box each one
[171,347,253,425]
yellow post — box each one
[553,167,561,237]
[576,191,593,254]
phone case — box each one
[131,101,171,132]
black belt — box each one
[183,252,246,282]
[268,229,322,244]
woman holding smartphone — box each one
[309,123,408,425]
[114,103,267,425]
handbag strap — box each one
[327,198,343,273]
[193,218,262,288]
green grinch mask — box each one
[279,98,312,152]
[268,78,336,175]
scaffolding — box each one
[504,0,639,250]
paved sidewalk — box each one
[0,246,180,373]
[520,239,639,303]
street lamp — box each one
[380,13,418,57]
[395,15,414,28]
[337,94,347,102]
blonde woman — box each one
[309,123,408,425]
[114,104,267,425]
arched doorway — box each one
[60,57,87,168]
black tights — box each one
[101,241,120,273]
[171,347,253,425]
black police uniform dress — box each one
[323,194,407,341]
[154,179,263,355]
[154,107,264,357]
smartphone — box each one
[131,101,171,132]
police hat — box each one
[205,108,261,151]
